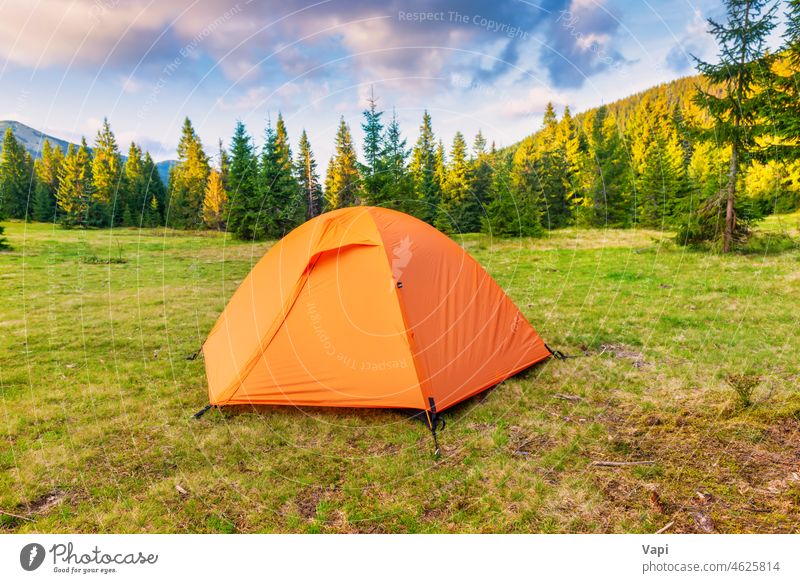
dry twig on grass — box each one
[590,460,655,467]
[655,521,674,534]
[552,393,582,402]
[0,509,33,522]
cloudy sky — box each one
[0,0,785,165]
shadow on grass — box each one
[195,358,552,432]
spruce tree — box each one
[583,109,632,227]
[32,139,63,222]
[56,141,94,228]
[92,117,121,226]
[469,130,493,207]
[324,117,361,210]
[226,121,261,240]
[485,150,542,237]
[434,140,447,201]
[677,142,730,243]
[533,103,573,229]
[167,117,209,229]
[637,138,672,227]
[203,169,227,230]
[691,0,778,251]
[509,137,544,235]
[361,88,387,205]
[0,127,33,219]
[556,106,583,219]
[296,130,323,219]
[436,132,481,233]
[379,109,413,211]
[122,142,143,226]
[409,111,440,223]
[218,139,230,189]
[123,142,163,227]
[270,114,305,234]
[142,152,166,226]
[763,0,800,162]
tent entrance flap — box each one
[218,240,426,409]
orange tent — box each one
[200,206,552,422]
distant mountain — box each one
[154,160,176,184]
[0,120,176,183]
[0,120,74,157]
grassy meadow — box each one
[1,214,799,533]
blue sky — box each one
[0,0,786,167]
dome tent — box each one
[197,207,553,442]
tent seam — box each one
[366,207,430,412]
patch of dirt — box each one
[692,511,716,533]
[293,485,341,522]
[295,486,325,520]
[25,488,67,515]
[598,343,648,368]
[365,441,402,456]
[585,394,800,532]
[2,489,68,530]
[466,422,496,432]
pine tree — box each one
[434,140,447,203]
[167,117,209,229]
[543,101,558,130]
[0,127,33,219]
[217,139,230,189]
[582,109,632,227]
[469,130,493,207]
[379,109,413,211]
[142,153,166,226]
[677,142,731,243]
[226,121,261,240]
[485,150,542,236]
[361,88,387,205]
[122,142,142,226]
[324,117,361,210]
[530,103,575,229]
[296,130,323,219]
[123,142,163,227]
[637,138,672,227]
[203,169,227,230]
[268,114,304,235]
[763,0,800,161]
[56,141,94,228]
[435,132,481,233]
[556,106,583,219]
[691,0,778,251]
[91,117,121,226]
[409,111,440,223]
[509,137,544,236]
[32,139,63,222]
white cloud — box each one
[120,75,142,93]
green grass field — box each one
[1,215,799,533]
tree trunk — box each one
[724,143,738,253]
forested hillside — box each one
[0,1,797,252]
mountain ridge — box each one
[0,120,175,183]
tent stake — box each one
[426,397,445,457]
[192,404,212,419]
[431,425,441,457]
